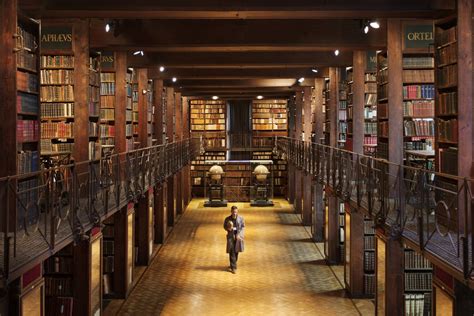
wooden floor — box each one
[113,199,374,315]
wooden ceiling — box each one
[21,0,455,98]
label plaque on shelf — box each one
[366,51,377,72]
[101,52,115,70]
[403,23,434,50]
[41,26,73,50]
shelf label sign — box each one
[403,23,434,49]
[366,51,377,72]
[41,26,73,50]
[101,52,115,69]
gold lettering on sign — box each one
[101,55,114,63]
[370,56,376,63]
[41,33,73,42]
[407,32,433,41]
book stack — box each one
[17,120,39,142]
[17,150,39,174]
[403,100,434,117]
[403,85,435,99]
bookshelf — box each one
[338,72,348,149]
[338,202,345,261]
[102,216,115,299]
[88,53,101,160]
[376,51,389,160]
[223,162,252,201]
[364,70,378,156]
[403,247,433,315]
[99,52,116,155]
[190,99,227,197]
[146,79,154,146]
[363,218,376,296]
[125,68,133,151]
[323,78,330,145]
[131,70,140,149]
[43,244,74,316]
[344,68,353,150]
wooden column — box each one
[181,96,191,207]
[294,90,303,215]
[175,92,183,215]
[166,87,176,227]
[152,79,167,243]
[287,95,296,203]
[73,20,90,163]
[457,0,473,229]
[312,78,325,241]
[378,19,405,314]
[114,52,127,154]
[326,67,340,264]
[346,51,366,297]
[137,69,148,148]
[302,86,312,225]
[114,205,135,298]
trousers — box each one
[229,250,239,270]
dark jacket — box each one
[223,215,245,253]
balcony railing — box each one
[0,138,200,282]
[276,137,473,283]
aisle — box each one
[116,199,372,316]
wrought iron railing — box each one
[276,137,473,282]
[0,138,200,282]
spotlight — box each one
[159,66,165,72]
[133,50,144,56]
[212,96,219,100]
[311,69,318,73]
[257,95,264,100]
[105,23,111,33]
[172,77,177,83]
[370,21,380,29]
[364,25,369,34]
[334,49,340,56]
[298,77,305,83]
[128,67,134,72]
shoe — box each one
[231,268,236,274]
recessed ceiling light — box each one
[311,69,318,73]
[128,67,134,72]
[133,50,144,56]
[105,23,111,33]
[159,66,165,72]
[212,96,219,100]
[298,77,305,83]
[257,95,264,100]
[172,77,177,83]
[370,21,380,29]
[364,25,369,34]
[334,49,340,56]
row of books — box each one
[100,125,115,137]
[40,69,74,84]
[253,137,274,148]
[364,274,375,295]
[404,293,431,316]
[89,122,99,137]
[405,272,432,291]
[364,251,375,272]
[253,108,286,114]
[125,110,133,122]
[439,147,458,175]
[365,73,376,82]
[437,119,458,143]
[191,100,225,106]
[205,138,226,148]
[365,122,377,135]
[437,64,457,88]
[40,140,73,153]
[17,120,39,142]
[365,93,377,106]
[17,50,37,71]
[403,70,434,83]
[17,150,39,174]
[16,25,36,51]
[41,122,74,139]
[364,107,377,119]
[253,118,287,124]
[365,82,377,93]
[403,100,434,117]
[89,100,99,117]
[190,108,225,114]
[252,124,287,131]
[100,72,115,82]
[103,256,114,274]
[100,82,115,95]
[404,119,435,137]
[378,84,388,100]
[191,124,226,131]
[41,103,74,118]
[100,108,115,121]
[41,56,75,68]
[45,277,73,297]
[405,141,433,151]
[403,85,435,100]
[89,70,100,87]
[17,92,39,114]
[46,297,73,316]
[364,235,375,250]
[405,251,432,270]
[17,71,38,92]
[437,92,457,115]
[436,26,456,46]
[364,136,377,145]
[40,85,74,102]
[44,256,73,274]
[437,44,457,66]
[403,57,434,69]
[191,118,226,125]
[126,125,133,137]
[364,219,375,235]
[100,95,115,108]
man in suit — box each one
[223,205,245,274]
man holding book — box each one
[223,206,245,274]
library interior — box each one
[1,0,474,315]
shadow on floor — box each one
[194,265,229,272]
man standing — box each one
[223,205,245,274]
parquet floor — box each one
[115,199,374,316]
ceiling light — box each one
[159,66,165,72]
[334,49,340,56]
[364,25,369,34]
[172,77,177,83]
[212,96,219,100]
[257,95,264,100]
[133,50,144,56]
[105,23,111,33]
[370,21,380,29]
[298,77,305,83]
[128,67,133,72]
[311,69,318,73]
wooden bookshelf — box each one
[131,70,140,149]
[403,247,433,315]
[223,162,252,201]
[363,69,378,156]
[338,72,348,149]
[99,52,116,155]
[88,52,101,160]
[376,51,389,160]
[125,68,133,151]
[322,78,330,145]
[363,218,376,296]
[338,202,345,261]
